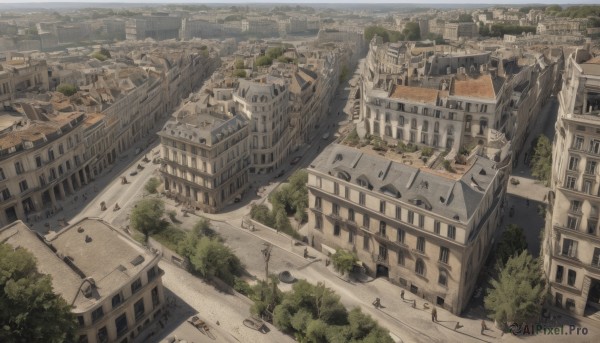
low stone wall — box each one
[148,237,189,270]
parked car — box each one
[290,156,302,165]
[129,170,138,176]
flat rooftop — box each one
[451,74,498,100]
[0,218,159,313]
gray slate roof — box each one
[311,144,499,222]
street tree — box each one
[188,236,242,286]
[531,135,552,186]
[484,251,544,328]
[144,177,160,194]
[496,224,528,265]
[250,204,275,227]
[57,84,77,96]
[0,244,77,342]
[130,198,165,241]
[331,249,358,276]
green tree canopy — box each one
[234,59,245,69]
[250,204,275,227]
[484,251,544,327]
[496,224,528,265]
[331,249,358,276]
[188,236,242,285]
[0,244,77,342]
[531,134,552,186]
[57,84,77,96]
[256,55,273,67]
[144,177,160,194]
[130,198,165,241]
[233,69,247,78]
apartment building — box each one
[125,15,181,41]
[0,107,89,227]
[0,218,165,343]
[543,49,600,316]
[241,18,279,37]
[0,53,49,106]
[233,78,291,174]
[443,22,478,41]
[159,97,250,213]
[307,144,508,314]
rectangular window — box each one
[363,214,370,229]
[359,192,365,205]
[566,298,575,311]
[134,299,145,321]
[567,216,578,230]
[398,251,405,266]
[314,197,322,210]
[416,237,425,253]
[115,313,128,337]
[565,176,576,190]
[348,230,354,243]
[35,156,42,168]
[131,278,142,294]
[555,292,563,308]
[573,136,584,150]
[592,248,600,267]
[19,180,28,193]
[334,182,339,195]
[147,267,157,282]
[584,180,594,194]
[408,211,414,224]
[567,269,576,287]
[380,200,386,213]
[588,219,598,235]
[152,287,160,307]
[59,143,64,155]
[570,200,582,213]
[395,206,401,220]
[91,306,104,323]
[348,208,355,222]
[344,186,350,199]
[555,265,564,283]
[439,247,449,264]
[363,235,369,250]
[112,293,123,309]
[397,228,405,243]
[585,160,597,174]
[379,221,386,236]
[590,140,600,154]
[448,225,456,240]
[14,162,24,175]
[332,203,339,216]
[77,316,85,327]
[97,327,108,343]
[316,177,322,188]
[434,221,441,234]
[418,214,424,228]
[568,156,579,171]
[315,215,322,230]
[561,239,578,258]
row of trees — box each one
[479,22,537,37]
[129,198,242,287]
[363,23,421,43]
[530,134,552,186]
[484,221,545,328]
[250,278,393,343]
[250,170,308,238]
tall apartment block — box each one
[308,144,509,314]
[543,49,600,316]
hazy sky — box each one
[0,0,595,4]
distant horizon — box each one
[1,0,599,4]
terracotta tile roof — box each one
[584,57,600,65]
[389,85,439,103]
[451,74,496,100]
[83,112,105,128]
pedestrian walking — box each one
[431,307,437,322]
[481,320,487,335]
[401,290,404,299]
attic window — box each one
[479,168,487,175]
[334,154,343,162]
[357,175,373,190]
[439,196,445,203]
[381,184,401,198]
[337,171,351,182]
[453,214,460,220]
[130,255,145,266]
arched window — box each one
[415,258,425,276]
[438,269,448,286]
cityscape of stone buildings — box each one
[543,47,600,317]
[1,2,600,342]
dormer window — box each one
[357,175,372,190]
